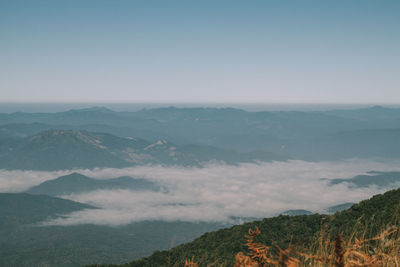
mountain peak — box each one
[57,172,90,180]
[369,105,386,110]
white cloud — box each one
[0,169,72,192]
[2,159,400,226]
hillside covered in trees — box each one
[88,187,400,266]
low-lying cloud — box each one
[2,159,400,226]
[0,169,73,192]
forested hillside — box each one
[88,187,400,266]
[0,193,223,267]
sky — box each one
[0,0,399,103]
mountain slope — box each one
[322,105,400,125]
[92,188,400,267]
[306,128,400,160]
[26,172,161,196]
[0,193,94,229]
[0,193,224,267]
[2,106,400,160]
[0,129,286,170]
[0,130,132,170]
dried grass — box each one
[185,224,400,267]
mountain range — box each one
[1,105,400,162]
[1,105,400,266]
[0,129,283,170]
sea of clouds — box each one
[2,159,400,226]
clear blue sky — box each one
[1,0,399,103]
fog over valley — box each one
[2,160,400,226]
[2,1,400,265]
[1,105,400,266]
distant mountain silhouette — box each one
[328,171,400,188]
[1,106,400,160]
[26,172,162,196]
[0,193,94,228]
[0,129,283,170]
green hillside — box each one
[0,193,94,229]
[88,187,400,267]
[0,193,224,267]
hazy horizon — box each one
[1,102,400,113]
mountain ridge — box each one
[1,106,400,159]
[0,129,284,170]
[25,172,161,196]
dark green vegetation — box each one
[0,193,224,267]
[0,193,94,229]
[329,171,400,188]
[87,187,400,267]
[1,106,400,168]
[26,172,162,196]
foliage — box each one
[0,193,222,267]
[231,224,400,266]
[89,188,400,267]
